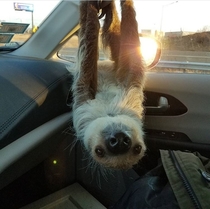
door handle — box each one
[145,96,170,114]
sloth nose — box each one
[105,132,131,154]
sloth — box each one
[72,0,146,169]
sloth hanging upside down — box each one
[72,0,146,170]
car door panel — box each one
[144,71,210,145]
[0,113,72,190]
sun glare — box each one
[140,37,158,67]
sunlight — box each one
[140,37,159,67]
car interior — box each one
[1,1,210,209]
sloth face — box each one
[83,115,146,169]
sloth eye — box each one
[95,147,105,158]
[133,145,142,155]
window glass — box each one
[59,1,210,72]
[0,0,60,49]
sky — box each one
[0,0,60,26]
[0,0,210,32]
[133,1,210,32]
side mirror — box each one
[140,35,161,69]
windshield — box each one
[0,0,60,50]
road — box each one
[161,50,210,63]
[58,48,210,63]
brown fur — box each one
[74,0,145,106]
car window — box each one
[58,34,108,68]
[0,0,60,50]
[58,0,210,73]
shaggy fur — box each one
[72,0,146,169]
